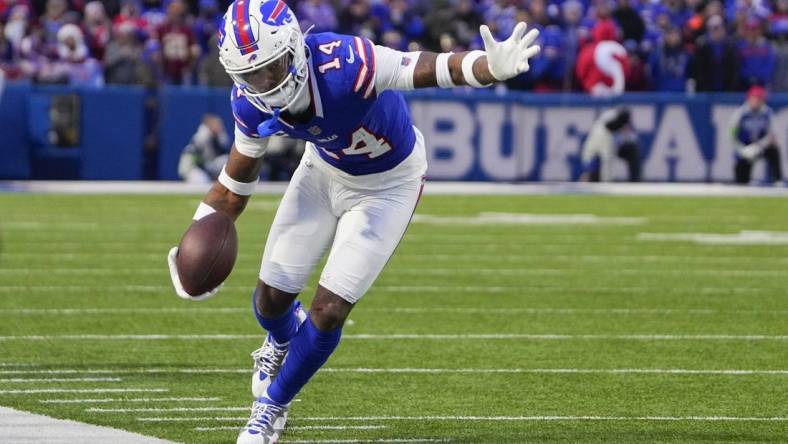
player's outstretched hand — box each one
[167,246,221,301]
[480,22,541,81]
[257,108,284,138]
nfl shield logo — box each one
[308,126,322,136]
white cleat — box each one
[236,396,289,444]
[251,302,307,398]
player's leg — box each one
[734,157,752,184]
[617,142,641,182]
[583,156,601,182]
[262,175,425,407]
[762,144,783,182]
[249,159,338,398]
[238,161,340,444]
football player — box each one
[167,1,541,442]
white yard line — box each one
[2,254,785,263]
[369,307,788,315]
[5,251,788,263]
[0,388,167,394]
[412,213,646,226]
[282,440,447,444]
[3,368,787,376]
[0,285,769,295]
[293,415,788,422]
[342,334,788,340]
[138,417,246,422]
[88,407,249,413]
[195,425,386,431]
[638,231,788,245]
[6,267,786,278]
[40,397,221,404]
[0,406,176,444]
[0,307,249,315]
[134,415,786,424]
[320,368,788,375]
[0,334,785,341]
[2,306,787,316]
[6,180,788,196]
[0,377,121,383]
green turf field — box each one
[0,193,787,443]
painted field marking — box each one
[397,253,788,263]
[2,306,787,317]
[87,407,250,413]
[195,425,387,432]
[638,231,788,245]
[7,251,788,263]
[0,334,785,341]
[0,285,769,295]
[4,253,787,264]
[319,368,788,375]
[2,267,787,278]
[0,377,121,383]
[0,307,250,315]
[139,415,788,424]
[3,368,788,376]
[138,417,247,422]
[413,212,646,225]
[292,415,788,423]
[369,307,788,316]
[0,388,168,394]
[342,334,788,341]
[282,439,447,444]
[40,397,221,404]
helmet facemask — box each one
[224,26,308,114]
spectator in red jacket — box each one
[576,20,629,97]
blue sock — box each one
[266,317,341,404]
[252,294,299,345]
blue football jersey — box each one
[733,105,773,146]
[232,32,417,176]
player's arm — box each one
[201,145,266,221]
[374,22,540,92]
[168,130,269,301]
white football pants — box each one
[259,128,427,303]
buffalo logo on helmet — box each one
[217,17,227,48]
[260,0,292,26]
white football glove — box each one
[167,246,221,301]
[480,22,541,81]
[739,144,763,161]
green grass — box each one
[0,193,787,443]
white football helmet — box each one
[218,0,308,113]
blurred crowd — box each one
[1,0,787,92]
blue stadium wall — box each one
[1,84,787,182]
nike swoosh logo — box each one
[346,44,355,64]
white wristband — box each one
[461,50,491,88]
[435,52,455,88]
[193,202,216,220]
[218,166,257,196]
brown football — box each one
[176,211,238,296]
